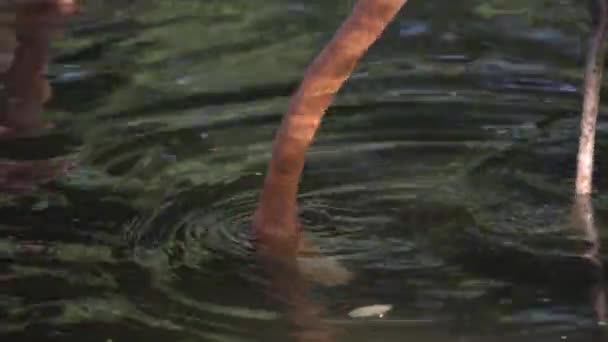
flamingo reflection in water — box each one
[252,0,608,332]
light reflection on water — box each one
[1,0,608,341]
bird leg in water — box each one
[0,0,78,137]
[571,4,608,322]
[575,0,608,195]
[253,0,408,256]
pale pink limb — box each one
[575,0,608,195]
[0,0,76,137]
[253,0,409,256]
[572,3,608,323]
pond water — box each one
[2,0,608,341]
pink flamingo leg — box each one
[576,0,608,195]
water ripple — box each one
[1,0,604,341]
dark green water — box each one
[2,0,608,341]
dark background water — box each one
[2,0,608,341]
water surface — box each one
[1,1,608,341]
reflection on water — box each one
[1,0,608,341]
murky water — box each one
[2,0,608,341]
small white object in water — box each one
[348,304,393,318]
[296,256,353,287]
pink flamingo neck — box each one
[253,0,408,252]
